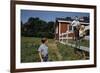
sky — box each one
[21,10,90,24]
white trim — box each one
[55,26,58,34]
[80,22,89,25]
[57,20,89,25]
[59,22,61,41]
[59,31,73,36]
[59,37,73,39]
[58,20,71,23]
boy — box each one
[38,38,48,62]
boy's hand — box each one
[41,59,43,62]
[38,52,43,62]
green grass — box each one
[21,37,89,63]
[21,37,41,62]
[21,37,58,62]
[57,43,82,60]
[68,39,89,47]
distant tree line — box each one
[21,17,55,38]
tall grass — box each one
[21,37,41,62]
[57,43,82,60]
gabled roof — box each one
[56,19,89,25]
[56,17,89,23]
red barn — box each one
[55,19,89,43]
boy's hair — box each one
[41,38,47,43]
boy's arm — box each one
[38,52,43,62]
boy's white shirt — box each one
[38,44,48,57]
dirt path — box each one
[48,42,62,61]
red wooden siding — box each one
[60,22,69,33]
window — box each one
[69,25,73,31]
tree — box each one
[83,16,89,23]
[21,17,55,38]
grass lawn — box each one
[21,37,89,63]
[68,39,89,47]
[21,37,41,62]
[57,42,83,60]
[21,37,58,62]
